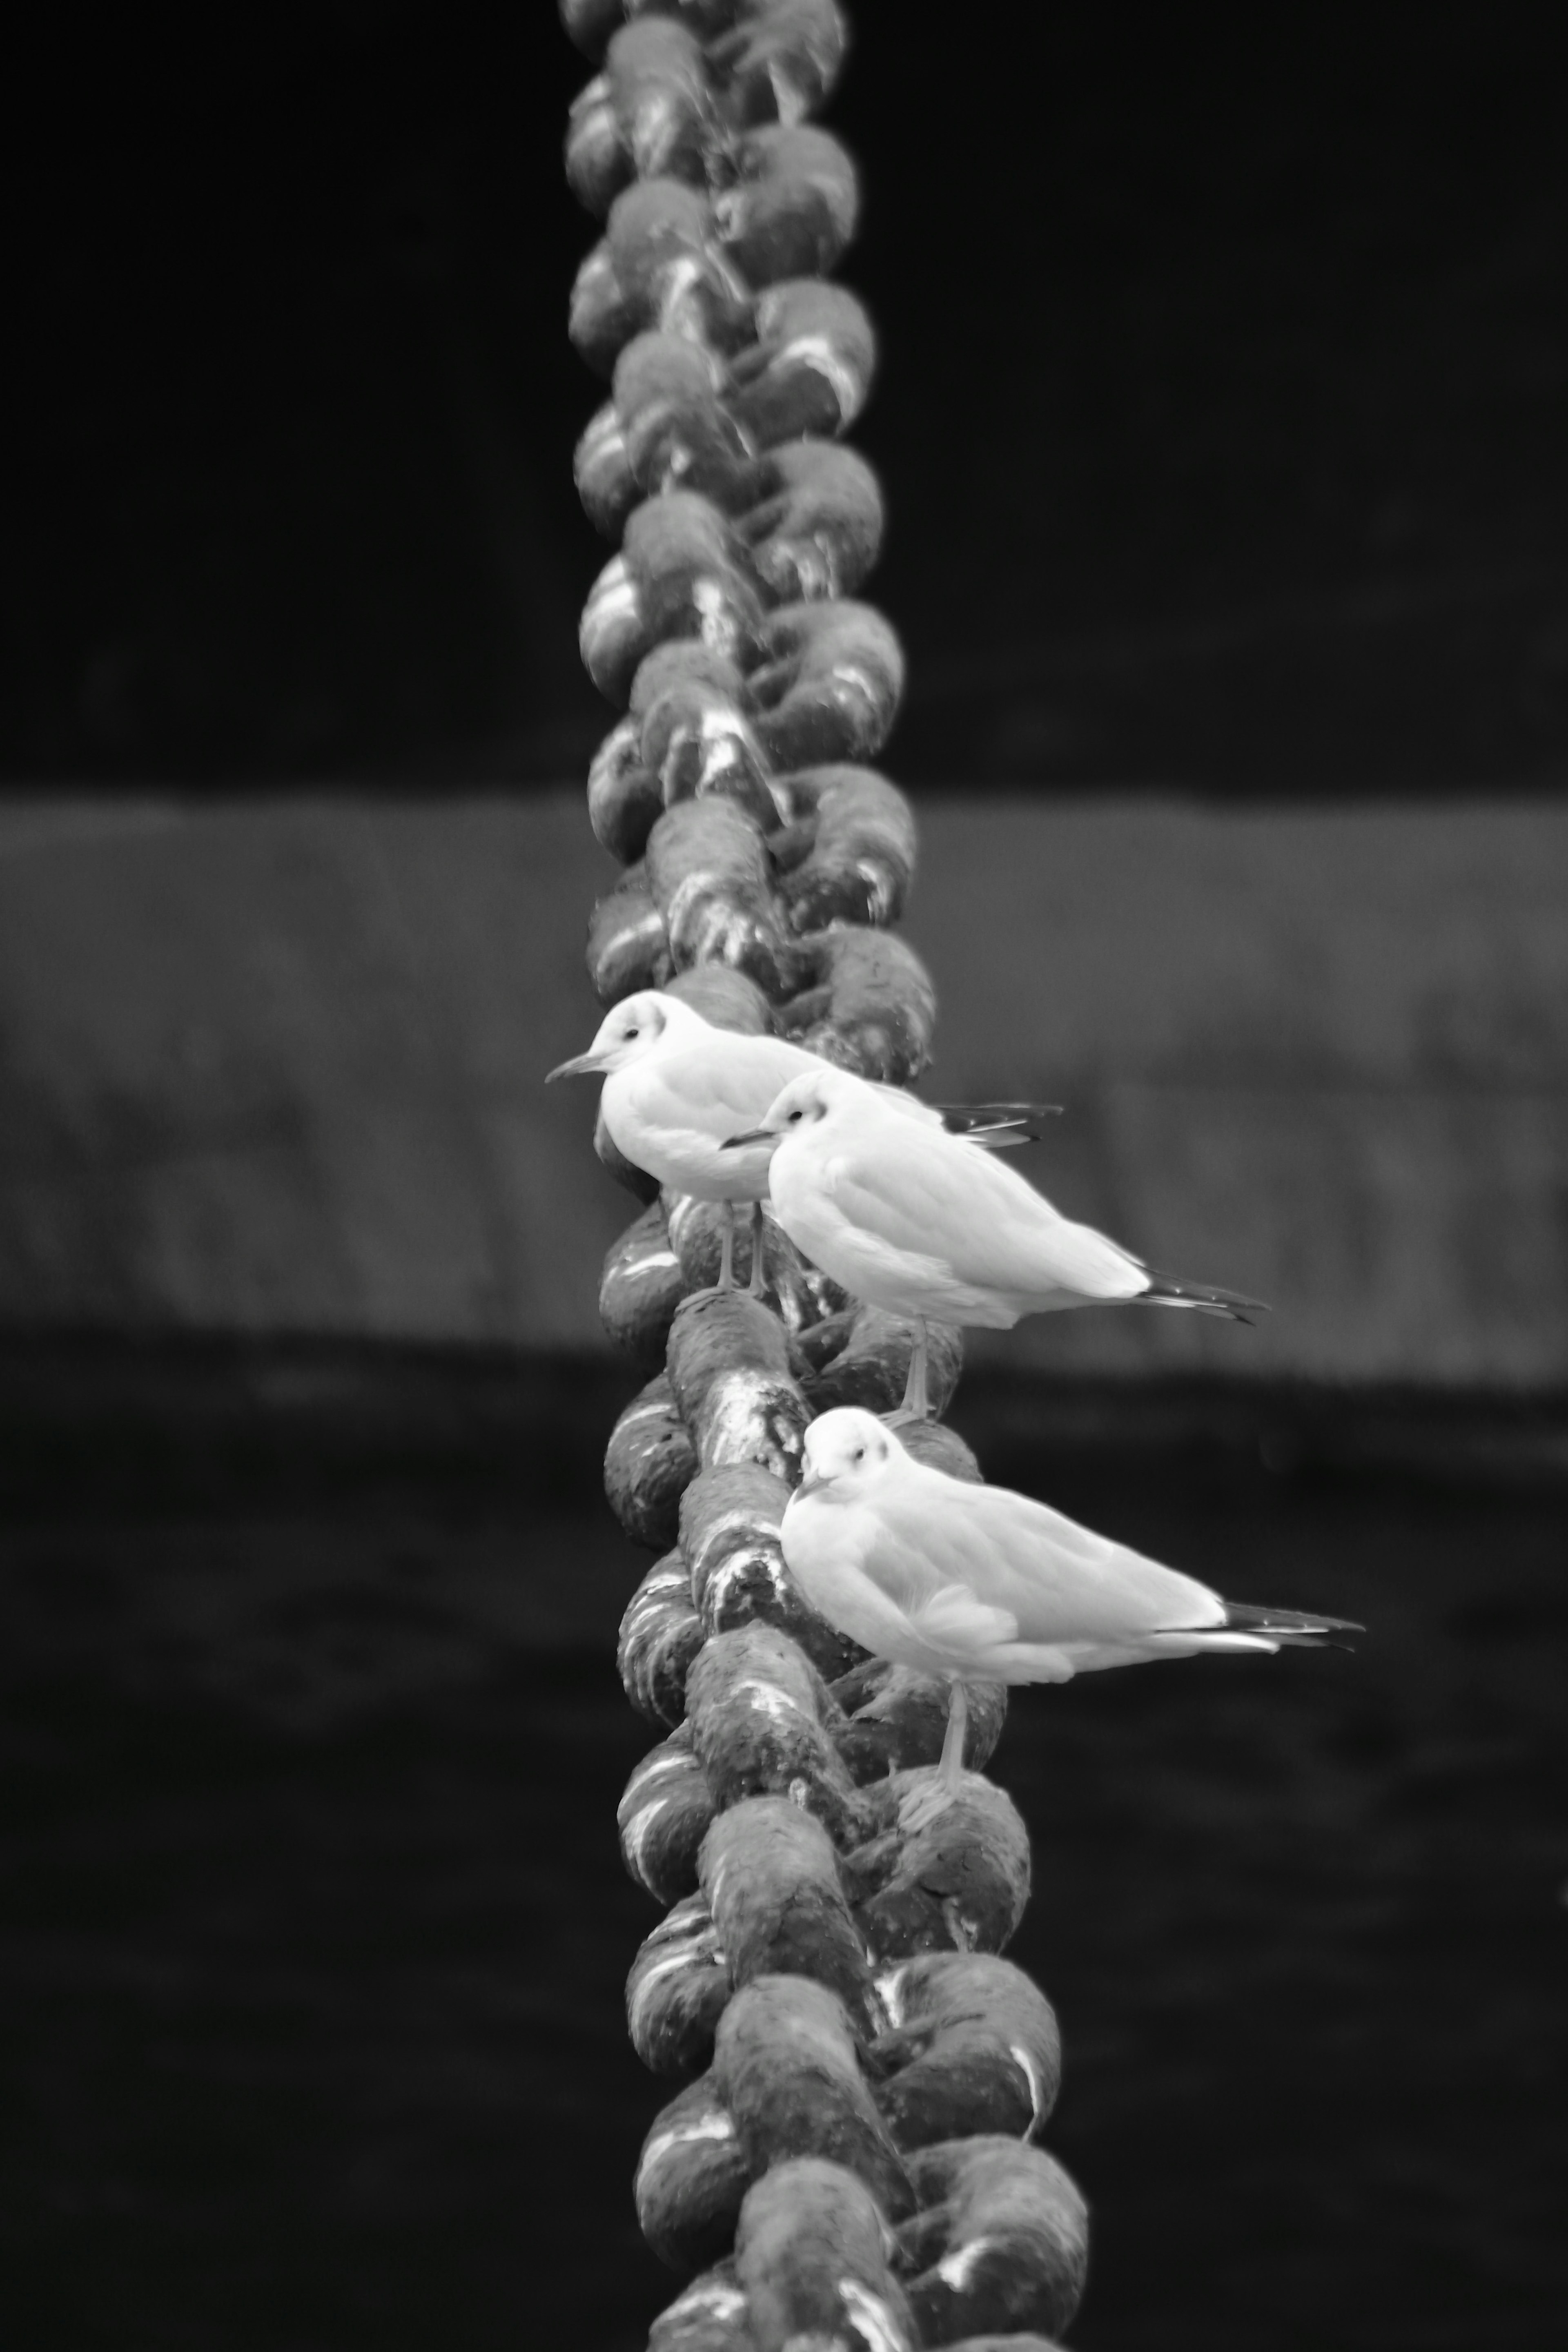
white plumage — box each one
[548,993,824,1208]
[548,992,1050,1291]
[733,1065,1263,1404]
[782,1409,1356,1815]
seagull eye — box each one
[852,1446,864,1461]
[624,1026,639,1039]
[787,1110,803,1124]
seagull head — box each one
[795,1406,903,1500]
[721,1066,852,1150]
[545,990,702,1081]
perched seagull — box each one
[727,1066,1265,1408]
[783,1408,1359,1820]
[547,992,1056,1292]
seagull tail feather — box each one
[1138,1268,1272,1323]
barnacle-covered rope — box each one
[561,8,1090,2343]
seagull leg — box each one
[938,1677,969,1795]
[897,1678,967,1831]
[717,1203,736,1292]
[908,1323,930,1418]
[887,1321,931,1425]
[746,1203,767,1299]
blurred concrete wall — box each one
[0,793,1563,1387]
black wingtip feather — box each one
[936,1099,1064,1145]
[1140,1267,1272,1320]
[1222,1601,1365,1645]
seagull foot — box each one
[896,1773,962,1834]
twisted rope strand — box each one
[561,9,1090,2343]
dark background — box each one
[4,1351,1566,2351]
[9,4,1568,790]
[4,7,1567,2349]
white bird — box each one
[782,1408,1358,1820]
[727,1065,1265,1408]
[547,992,1055,1293]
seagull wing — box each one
[871,1092,1060,1149]
[848,1504,1021,1676]
[875,1464,1223,1649]
[910,1582,1020,1657]
[645,1033,815,1136]
[868,1085,945,1130]
[824,1117,1148,1304]
[964,1481,1226,1645]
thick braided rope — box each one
[561,9,1091,2345]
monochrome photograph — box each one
[4,6,1564,2346]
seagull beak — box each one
[721,1126,774,1150]
[795,1469,829,1498]
[545,1050,607,1083]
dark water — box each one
[2,1360,1565,2350]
